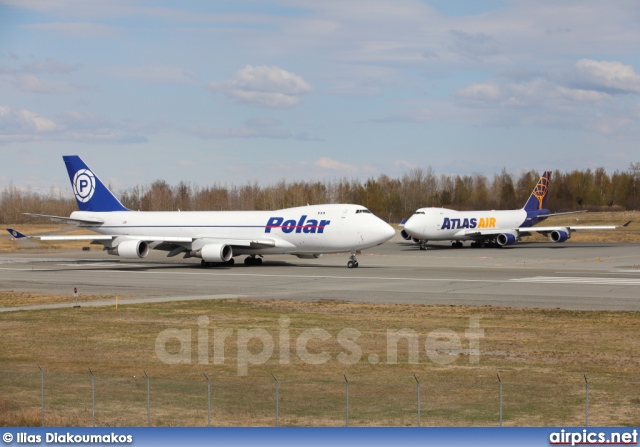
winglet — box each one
[6,229,28,239]
[621,220,632,228]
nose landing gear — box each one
[347,251,359,268]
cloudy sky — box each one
[1,0,639,192]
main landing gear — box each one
[419,241,427,250]
[451,241,463,248]
[201,258,235,268]
[244,255,263,266]
[347,251,359,268]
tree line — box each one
[1,164,639,225]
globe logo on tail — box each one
[11,230,18,238]
[72,169,96,203]
[532,172,550,209]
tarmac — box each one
[0,239,639,312]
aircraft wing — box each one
[7,229,113,241]
[454,221,631,239]
[7,229,279,249]
[23,213,105,225]
[530,220,631,234]
[459,220,631,238]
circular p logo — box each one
[72,169,96,203]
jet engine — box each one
[195,244,233,262]
[107,239,149,258]
[400,229,412,240]
[496,232,517,246]
[295,254,323,259]
[549,229,570,243]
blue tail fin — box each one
[63,156,128,212]
[523,171,551,211]
[7,229,28,239]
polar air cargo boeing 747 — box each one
[8,156,395,268]
[401,171,631,250]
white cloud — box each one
[0,106,146,144]
[209,65,313,108]
[455,82,502,103]
[0,106,60,133]
[17,74,51,93]
[393,159,419,170]
[573,59,640,94]
[313,157,357,172]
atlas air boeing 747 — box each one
[400,171,630,250]
[7,156,395,268]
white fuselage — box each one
[71,203,395,255]
[404,207,528,241]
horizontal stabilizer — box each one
[23,213,105,225]
[543,210,588,217]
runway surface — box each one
[1,240,639,311]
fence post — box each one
[584,375,589,427]
[37,364,44,427]
[414,375,421,427]
[497,373,502,427]
[203,373,211,427]
[144,371,150,427]
[271,373,279,427]
[344,375,349,427]
[89,368,95,427]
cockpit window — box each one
[355,209,371,214]
[413,211,425,215]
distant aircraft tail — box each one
[7,229,28,239]
[63,155,128,212]
[522,171,551,211]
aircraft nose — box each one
[379,220,396,242]
[403,216,419,236]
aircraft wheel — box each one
[354,261,359,268]
[347,260,355,268]
[244,257,254,266]
[256,257,263,265]
[227,258,235,266]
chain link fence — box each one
[1,368,638,427]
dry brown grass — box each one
[1,298,639,426]
[0,292,117,308]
